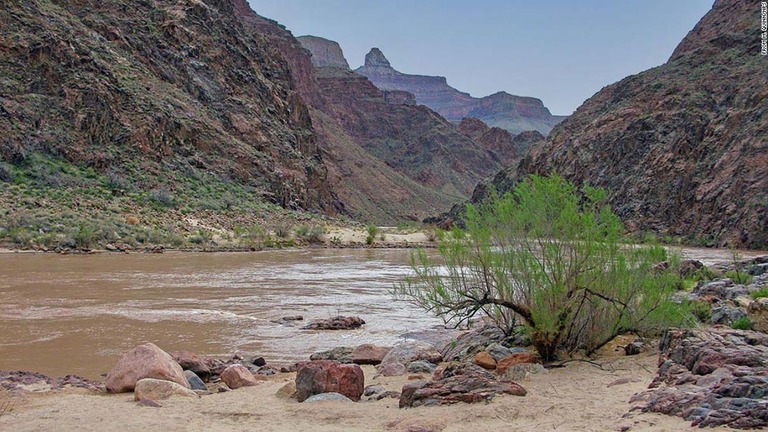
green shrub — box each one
[732,317,752,330]
[397,175,693,361]
[687,300,712,324]
[751,288,768,299]
[366,225,379,245]
[724,270,753,285]
[74,223,95,249]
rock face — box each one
[105,343,189,393]
[399,362,526,407]
[249,22,503,223]
[380,341,443,368]
[0,0,337,221]
[297,36,350,69]
[457,117,546,167]
[484,0,767,248]
[295,360,365,402]
[632,328,768,429]
[355,48,565,135]
[170,351,210,382]
[134,378,198,401]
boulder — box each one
[184,370,207,391]
[303,392,353,403]
[484,343,513,362]
[440,325,506,362]
[696,279,748,300]
[495,352,538,375]
[474,351,497,369]
[380,341,442,367]
[351,344,390,365]
[748,298,768,333]
[302,316,365,330]
[624,340,645,356]
[106,343,189,393]
[170,351,210,381]
[400,362,526,408]
[220,364,261,389]
[133,378,198,401]
[310,347,354,363]
[711,304,747,326]
[295,360,364,402]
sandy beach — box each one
[0,352,734,432]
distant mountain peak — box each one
[364,48,392,68]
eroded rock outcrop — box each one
[631,328,768,429]
[297,36,350,69]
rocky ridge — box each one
[356,48,566,135]
[472,0,766,248]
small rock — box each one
[310,347,354,363]
[624,340,645,356]
[275,381,297,399]
[217,385,231,393]
[474,351,497,369]
[134,378,199,401]
[220,364,260,389]
[406,361,436,374]
[251,357,267,367]
[711,304,747,326]
[747,298,768,333]
[136,399,162,408]
[495,352,538,375]
[364,385,385,396]
[170,351,211,382]
[184,370,207,391]
[303,392,353,403]
[679,260,704,277]
[500,363,546,382]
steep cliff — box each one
[276,32,507,222]
[473,0,767,248]
[296,36,350,69]
[0,0,344,247]
[356,48,565,135]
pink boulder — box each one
[105,343,189,393]
[295,360,364,402]
[220,364,261,389]
[351,344,391,365]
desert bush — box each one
[366,225,379,245]
[274,222,292,239]
[724,270,753,285]
[732,317,752,330]
[295,225,323,243]
[396,175,692,361]
[751,288,768,300]
[687,300,713,323]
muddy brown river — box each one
[0,246,764,380]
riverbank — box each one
[0,354,729,432]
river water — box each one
[0,249,445,380]
[0,246,764,380]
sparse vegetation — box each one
[724,270,753,285]
[365,225,379,245]
[731,317,752,330]
[751,288,768,300]
[397,175,693,361]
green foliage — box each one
[751,288,768,299]
[724,270,753,285]
[295,225,324,243]
[397,175,693,361]
[274,223,292,239]
[366,225,379,245]
[74,223,96,249]
[731,317,752,330]
[687,300,712,323]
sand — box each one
[0,353,735,432]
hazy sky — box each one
[249,1,713,115]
